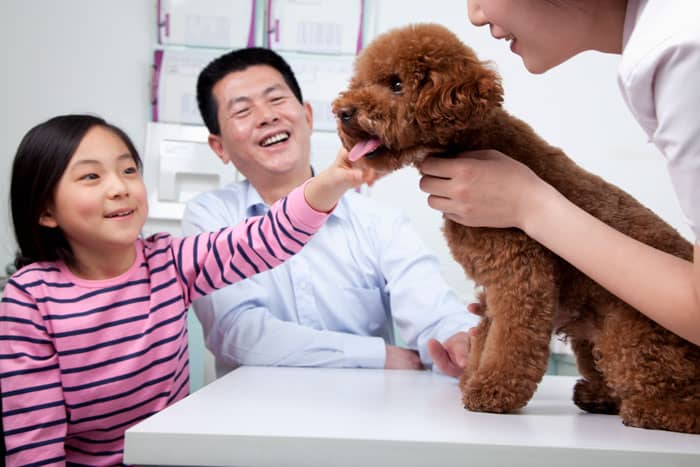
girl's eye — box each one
[124,167,138,175]
[80,173,99,181]
[390,78,403,94]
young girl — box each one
[0,114,368,466]
[420,0,700,355]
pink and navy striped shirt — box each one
[0,184,329,466]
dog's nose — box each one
[338,106,356,124]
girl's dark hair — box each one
[196,47,304,135]
[10,114,142,270]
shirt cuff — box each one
[342,334,386,368]
[285,180,333,231]
[432,314,480,344]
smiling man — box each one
[182,47,477,378]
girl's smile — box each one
[104,208,137,219]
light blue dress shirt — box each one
[182,179,477,377]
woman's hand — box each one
[418,150,554,230]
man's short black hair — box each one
[196,47,304,134]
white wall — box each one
[1,0,154,271]
[1,0,690,301]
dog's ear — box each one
[415,60,503,131]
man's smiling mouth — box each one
[261,132,290,147]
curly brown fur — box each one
[333,23,700,432]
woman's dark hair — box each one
[196,47,304,135]
[10,114,142,270]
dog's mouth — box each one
[348,137,388,162]
[346,134,442,173]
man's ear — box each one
[303,101,314,131]
[208,134,230,164]
[38,208,58,228]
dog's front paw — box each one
[460,374,536,413]
[619,398,700,434]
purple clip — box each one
[164,13,170,38]
[356,0,365,53]
[157,0,170,42]
[247,0,256,47]
[151,50,164,122]
[266,0,273,45]
[266,0,281,46]
[157,0,162,43]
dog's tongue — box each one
[348,138,382,162]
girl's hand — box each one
[418,150,554,231]
[304,148,377,212]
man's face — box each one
[209,65,313,182]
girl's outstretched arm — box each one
[174,148,372,304]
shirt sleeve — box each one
[190,282,386,371]
[174,182,330,305]
[1,280,68,466]
[374,210,479,369]
[182,191,386,373]
[651,36,700,241]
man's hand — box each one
[427,332,471,377]
[428,302,484,377]
[385,345,424,370]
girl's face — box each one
[39,125,148,261]
[467,0,595,74]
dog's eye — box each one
[390,77,403,94]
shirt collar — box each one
[622,0,644,51]
[242,166,351,221]
[243,180,267,217]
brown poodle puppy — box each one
[332,23,700,433]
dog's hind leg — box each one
[570,337,620,414]
[596,303,700,433]
[459,249,557,413]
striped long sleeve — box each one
[0,184,328,466]
[174,183,328,304]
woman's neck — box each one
[588,0,629,54]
